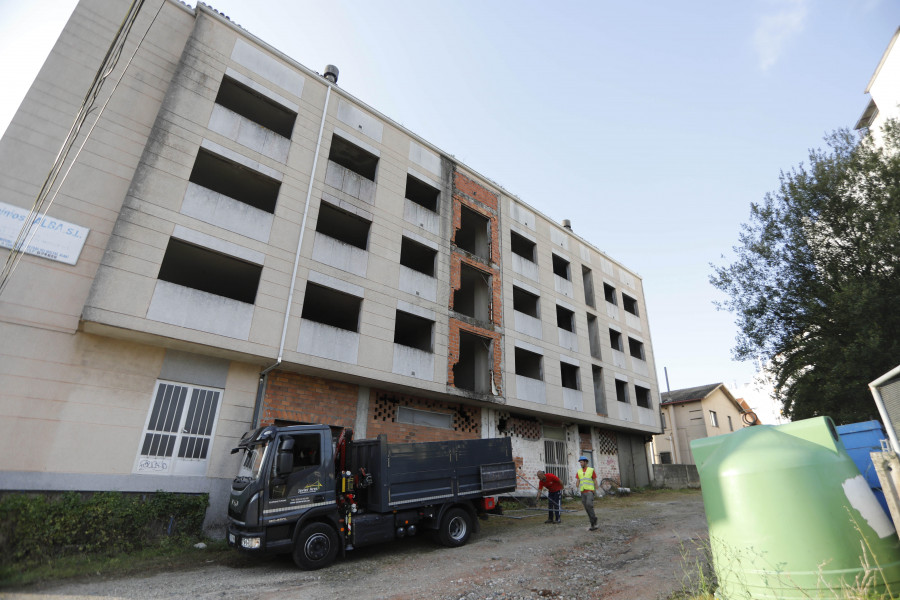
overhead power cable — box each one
[0,0,162,298]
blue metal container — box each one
[836,420,890,516]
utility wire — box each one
[0,0,158,298]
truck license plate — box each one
[229,533,235,544]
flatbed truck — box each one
[226,424,517,569]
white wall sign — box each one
[0,201,89,265]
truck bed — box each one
[349,436,516,512]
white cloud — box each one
[753,0,810,71]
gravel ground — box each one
[2,489,708,600]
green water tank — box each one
[691,416,900,599]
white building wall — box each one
[0,0,660,515]
[864,30,900,146]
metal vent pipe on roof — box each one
[562,219,572,230]
[324,64,339,84]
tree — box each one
[710,122,900,424]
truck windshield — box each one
[235,441,269,482]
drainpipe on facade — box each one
[252,82,334,428]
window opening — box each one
[628,338,645,361]
[514,347,543,380]
[635,385,652,408]
[659,451,672,464]
[609,329,623,352]
[397,406,452,429]
[592,365,606,414]
[215,76,296,138]
[622,293,639,317]
[661,412,667,430]
[552,254,570,280]
[394,310,434,352]
[455,205,491,261]
[399,237,436,276]
[513,286,540,318]
[728,415,733,431]
[510,231,536,262]
[582,266,596,307]
[189,149,280,213]
[316,201,371,249]
[453,330,493,394]
[615,379,629,403]
[556,305,575,332]
[405,174,439,212]
[709,411,719,428]
[587,314,602,358]
[454,263,492,323]
[301,282,361,331]
[560,362,579,390]
[603,283,617,305]
[158,238,261,304]
[328,134,378,181]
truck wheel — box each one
[293,522,338,570]
[437,507,472,547]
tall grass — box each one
[671,531,896,600]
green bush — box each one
[0,491,208,567]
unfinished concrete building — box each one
[0,0,661,527]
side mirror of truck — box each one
[276,453,293,476]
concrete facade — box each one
[0,0,662,531]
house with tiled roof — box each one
[652,383,751,465]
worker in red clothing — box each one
[575,456,598,531]
[535,470,563,524]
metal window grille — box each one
[138,381,221,469]
[544,440,569,486]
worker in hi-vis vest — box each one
[575,456,598,531]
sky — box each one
[1,0,897,411]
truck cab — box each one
[228,425,338,562]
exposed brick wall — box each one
[448,167,504,399]
[497,412,542,440]
[367,389,480,443]
[579,431,592,453]
[594,454,620,483]
[594,429,620,484]
[454,171,498,211]
[260,371,358,428]
[500,417,622,491]
[447,317,503,395]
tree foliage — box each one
[711,122,900,424]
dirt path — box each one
[3,489,708,600]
